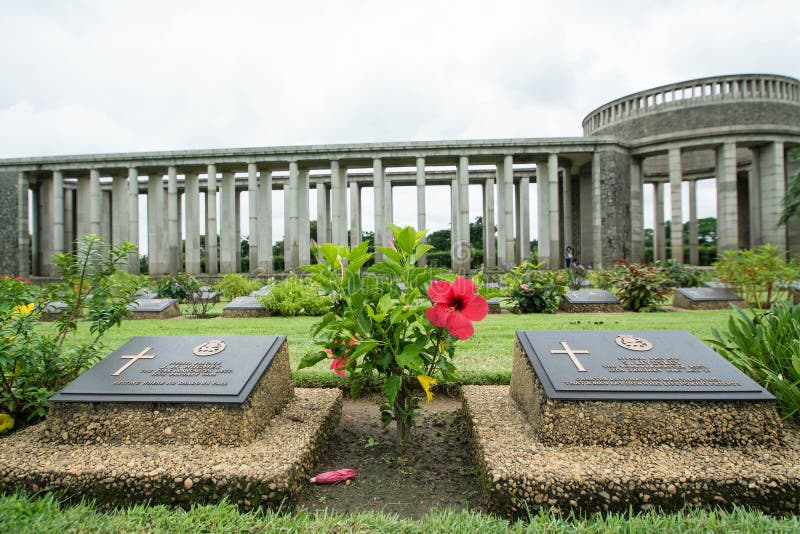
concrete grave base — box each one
[463,385,800,517]
[558,301,623,313]
[220,308,268,318]
[0,388,342,511]
[672,290,742,310]
[128,301,181,320]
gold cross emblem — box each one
[550,341,590,372]
[111,347,156,376]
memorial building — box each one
[0,73,798,276]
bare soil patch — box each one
[297,395,487,519]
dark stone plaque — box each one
[225,296,265,310]
[675,287,742,302]
[564,289,619,304]
[50,336,284,404]
[127,298,176,312]
[250,286,272,297]
[517,330,774,401]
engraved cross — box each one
[111,347,156,376]
[550,341,590,372]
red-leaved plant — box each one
[300,225,487,443]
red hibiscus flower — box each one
[425,276,488,340]
[330,355,348,376]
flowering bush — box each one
[0,235,142,425]
[609,260,671,312]
[155,272,200,302]
[300,225,487,442]
[506,262,568,313]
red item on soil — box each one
[310,468,357,484]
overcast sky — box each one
[2,1,798,249]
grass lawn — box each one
[11,307,797,532]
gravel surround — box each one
[672,291,742,310]
[558,301,623,313]
[0,388,343,510]
[509,337,782,447]
[463,385,800,517]
[43,341,294,446]
[220,308,268,318]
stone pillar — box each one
[247,163,259,270]
[127,168,139,273]
[330,160,347,245]
[537,161,551,265]
[167,166,179,274]
[483,177,495,268]
[283,182,291,268]
[184,172,201,274]
[100,190,112,248]
[89,169,101,236]
[749,149,762,247]
[52,171,65,263]
[517,177,531,264]
[147,172,165,274]
[220,171,236,273]
[688,180,699,265]
[630,159,644,263]
[350,182,361,248]
[654,183,665,261]
[451,177,459,268]
[206,164,218,275]
[579,168,594,267]
[592,149,632,268]
[257,169,273,273]
[496,156,515,267]
[668,147,684,262]
[235,189,242,271]
[111,174,129,248]
[316,182,328,245]
[298,168,310,266]
[561,167,573,258]
[373,159,384,260]
[786,154,800,258]
[416,157,427,265]
[547,154,560,267]
[454,156,471,272]
[384,181,393,232]
[716,141,739,252]
[76,175,90,238]
[18,173,30,276]
[32,179,45,275]
[64,186,74,254]
[758,141,787,249]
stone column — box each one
[350,182,361,248]
[749,149,762,247]
[758,141,787,249]
[630,158,645,263]
[206,164,218,275]
[668,147,684,262]
[111,174,129,247]
[64,186,74,254]
[127,168,139,273]
[496,156,515,267]
[384,181,393,232]
[257,169,273,273]
[184,172,200,274]
[316,182,328,245]
[537,160,551,265]
[18,173,30,276]
[561,167,573,257]
[167,166,179,274]
[482,177,495,268]
[32,179,45,275]
[298,168,310,266]
[89,169,101,236]
[373,159,384,260]
[547,153,560,267]
[517,176,531,264]
[688,180,699,265]
[654,183,666,261]
[100,190,112,248]
[330,160,347,245]
[147,172,165,274]
[235,189,242,271]
[716,141,739,252]
[455,156,471,272]
[786,155,800,258]
[283,181,291,268]
[247,163,259,270]
[76,175,90,238]
[579,169,594,267]
[416,157,427,265]
[52,171,65,260]
[220,171,236,273]
[592,150,632,268]
[451,177,459,267]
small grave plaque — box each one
[563,290,618,304]
[250,286,272,297]
[673,287,743,309]
[517,330,773,401]
[51,335,284,404]
[128,298,176,312]
[225,296,265,309]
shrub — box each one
[506,262,567,313]
[714,244,799,308]
[709,302,800,421]
[214,273,261,301]
[258,274,331,316]
[658,259,705,288]
[0,235,141,425]
[590,269,615,290]
[155,272,199,302]
[565,264,590,290]
[609,260,671,312]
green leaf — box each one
[396,345,424,372]
[382,375,402,406]
[298,350,328,370]
[376,246,404,264]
